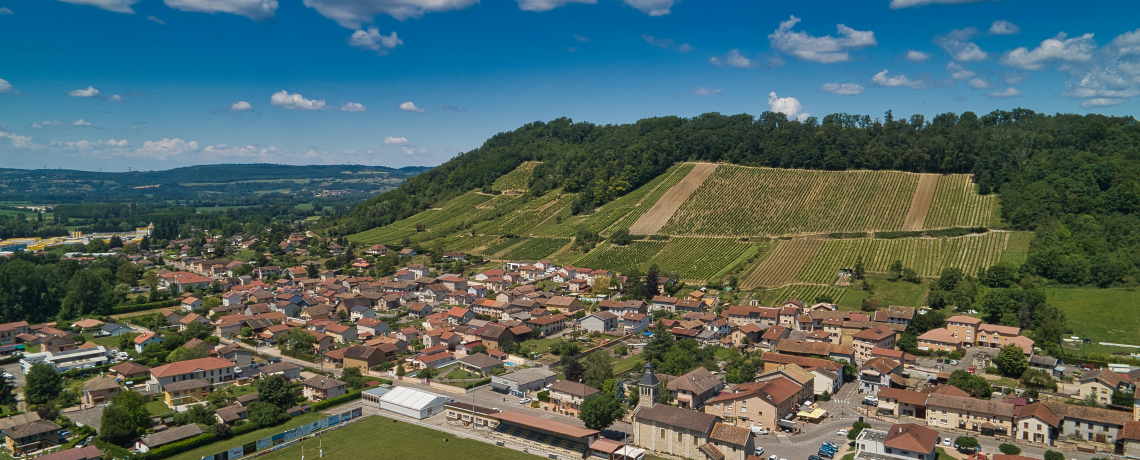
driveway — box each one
[64,406,105,431]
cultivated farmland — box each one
[660,166,919,236]
[573,241,667,273]
[491,161,540,191]
[498,237,570,260]
[742,238,824,289]
[642,237,754,282]
[922,174,999,228]
[796,231,1013,283]
[537,163,694,237]
[628,163,718,235]
[757,284,848,307]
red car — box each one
[968,366,975,373]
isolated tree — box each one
[396,363,407,377]
[342,366,365,391]
[854,255,865,280]
[471,345,488,355]
[255,375,295,410]
[25,363,62,405]
[247,401,288,428]
[582,352,613,389]
[283,328,316,357]
[994,344,1028,378]
[578,393,625,430]
[166,343,211,362]
[1113,389,1135,407]
[1044,451,1064,460]
[99,391,151,446]
[998,443,1021,455]
[564,360,586,384]
[643,265,660,299]
[955,436,979,450]
[848,421,872,441]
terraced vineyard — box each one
[922,174,999,228]
[498,237,570,261]
[539,163,695,237]
[491,161,540,191]
[760,284,848,306]
[742,239,824,289]
[796,231,1013,283]
[350,191,499,245]
[642,237,754,282]
[486,192,573,236]
[660,166,919,236]
[572,241,667,273]
[481,237,524,257]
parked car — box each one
[754,447,764,456]
[950,360,959,366]
[943,438,952,446]
[519,398,532,404]
[836,429,849,436]
[936,358,943,363]
[752,427,768,435]
[968,366,975,373]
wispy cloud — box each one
[0,7,14,14]
[934,28,988,62]
[989,20,1019,35]
[163,0,278,21]
[72,119,92,127]
[889,0,995,8]
[986,87,1021,98]
[68,86,100,97]
[689,87,721,96]
[340,102,367,112]
[515,0,594,12]
[349,27,403,54]
[999,32,1095,70]
[905,50,930,63]
[872,70,931,89]
[436,103,466,111]
[384,136,408,145]
[0,78,13,94]
[709,49,755,68]
[146,15,166,24]
[642,34,692,52]
[58,0,140,14]
[820,82,865,95]
[622,0,675,16]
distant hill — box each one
[0,163,430,185]
[332,110,1140,289]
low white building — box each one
[20,346,109,373]
[377,386,452,419]
[855,424,939,460]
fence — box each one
[197,407,369,460]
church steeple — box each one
[638,362,659,409]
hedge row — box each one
[141,432,217,460]
[875,227,988,240]
[827,232,869,239]
[0,356,20,365]
[113,299,181,315]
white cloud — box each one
[1063,67,1140,99]
[1003,71,1028,84]
[270,91,326,110]
[0,7,13,14]
[515,0,595,13]
[989,20,1019,35]
[340,102,367,112]
[163,0,277,20]
[52,139,129,150]
[108,94,124,102]
[0,78,12,94]
[1111,29,1140,57]
[905,50,930,63]
[436,103,466,111]
[689,87,721,96]
[72,119,92,127]
[767,92,808,121]
[889,0,994,8]
[574,35,589,43]
[0,132,33,148]
[57,0,140,14]
[708,49,754,68]
[399,101,425,112]
[934,28,988,62]
[384,136,408,145]
[202,144,283,160]
[349,28,403,54]
[1081,98,1125,108]
[32,121,62,129]
[642,34,692,53]
[301,0,479,29]
[768,15,876,64]
[820,82,865,95]
[1000,33,1096,70]
[68,86,100,97]
[946,62,975,79]
[967,78,992,89]
[621,0,675,16]
[134,138,199,159]
[872,70,928,89]
[147,15,166,24]
[231,101,253,111]
[986,87,1021,98]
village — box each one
[0,234,1138,460]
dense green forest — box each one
[328,109,1140,287]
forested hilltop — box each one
[329,109,1140,287]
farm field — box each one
[754,284,848,307]
[1047,287,1140,356]
[999,231,1034,265]
[492,161,540,191]
[659,166,918,236]
[796,231,1014,284]
[656,166,999,237]
[642,237,754,282]
[253,415,544,460]
[836,274,932,310]
[741,239,823,289]
[498,237,570,261]
[538,163,695,237]
[349,191,500,245]
[573,241,667,274]
[628,163,718,235]
[922,174,999,229]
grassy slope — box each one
[1048,287,1140,354]
[253,415,544,460]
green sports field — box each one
[254,415,544,460]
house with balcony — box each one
[548,380,599,415]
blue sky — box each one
[0,0,1138,171]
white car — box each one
[752,427,768,435]
[943,438,952,446]
[950,360,959,366]
[519,398,532,404]
[754,447,764,456]
[769,455,778,460]
[837,429,849,436]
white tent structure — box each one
[378,387,453,419]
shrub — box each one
[817,391,831,401]
[112,299,180,315]
[1044,450,1065,460]
[537,391,551,402]
[998,443,1021,455]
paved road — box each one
[220,338,342,377]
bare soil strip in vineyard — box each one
[629,163,719,235]
[742,238,823,289]
[902,174,939,231]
